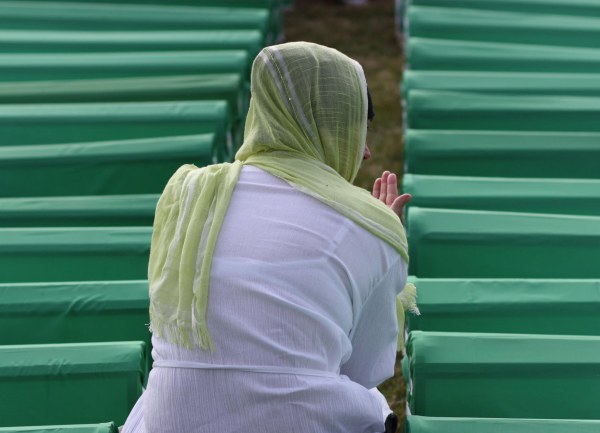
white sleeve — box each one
[339,257,408,389]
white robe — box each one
[123,166,408,433]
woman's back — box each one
[141,166,407,433]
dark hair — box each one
[367,87,375,121]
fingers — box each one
[372,177,381,198]
[390,193,412,218]
[372,170,411,221]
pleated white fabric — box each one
[123,166,408,433]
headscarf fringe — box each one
[399,282,420,316]
[149,308,215,352]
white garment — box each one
[123,166,408,433]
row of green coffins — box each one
[405,331,600,419]
[403,416,600,433]
[406,90,600,131]
[405,5,600,48]
[2,208,599,283]
[0,342,144,427]
[396,0,600,32]
[0,1,278,44]
[404,129,600,178]
[2,174,600,226]
[407,37,600,72]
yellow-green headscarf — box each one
[149,42,411,351]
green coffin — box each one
[0,100,230,149]
[0,135,216,197]
[0,424,117,433]
[0,2,274,43]
[402,71,600,98]
[404,129,600,178]
[0,227,151,283]
[0,30,264,58]
[406,6,600,49]
[0,280,151,378]
[0,342,144,427]
[407,0,600,18]
[403,416,600,433]
[0,74,248,131]
[0,195,159,226]
[0,280,149,345]
[406,331,600,419]
[407,207,600,278]
[403,174,600,216]
[407,90,600,132]
[407,38,600,73]
[0,51,249,81]
[406,277,600,336]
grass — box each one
[284,0,408,422]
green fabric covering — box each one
[406,277,600,336]
[0,30,263,58]
[0,423,118,433]
[407,207,600,278]
[0,195,159,227]
[404,129,600,178]
[0,101,230,148]
[407,0,600,18]
[0,135,218,197]
[406,6,600,48]
[0,74,248,123]
[403,174,600,216]
[0,280,151,378]
[0,51,249,81]
[407,90,600,131]
[406,331,600,419]
[403,416,600,433]
[0,342,144,427]
[407,37,600,72]
[0,2,274,43]
[0,227,151,283]
[402,71,600,97]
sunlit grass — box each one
[284,0,408,421]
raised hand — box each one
[372,171,412,222]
